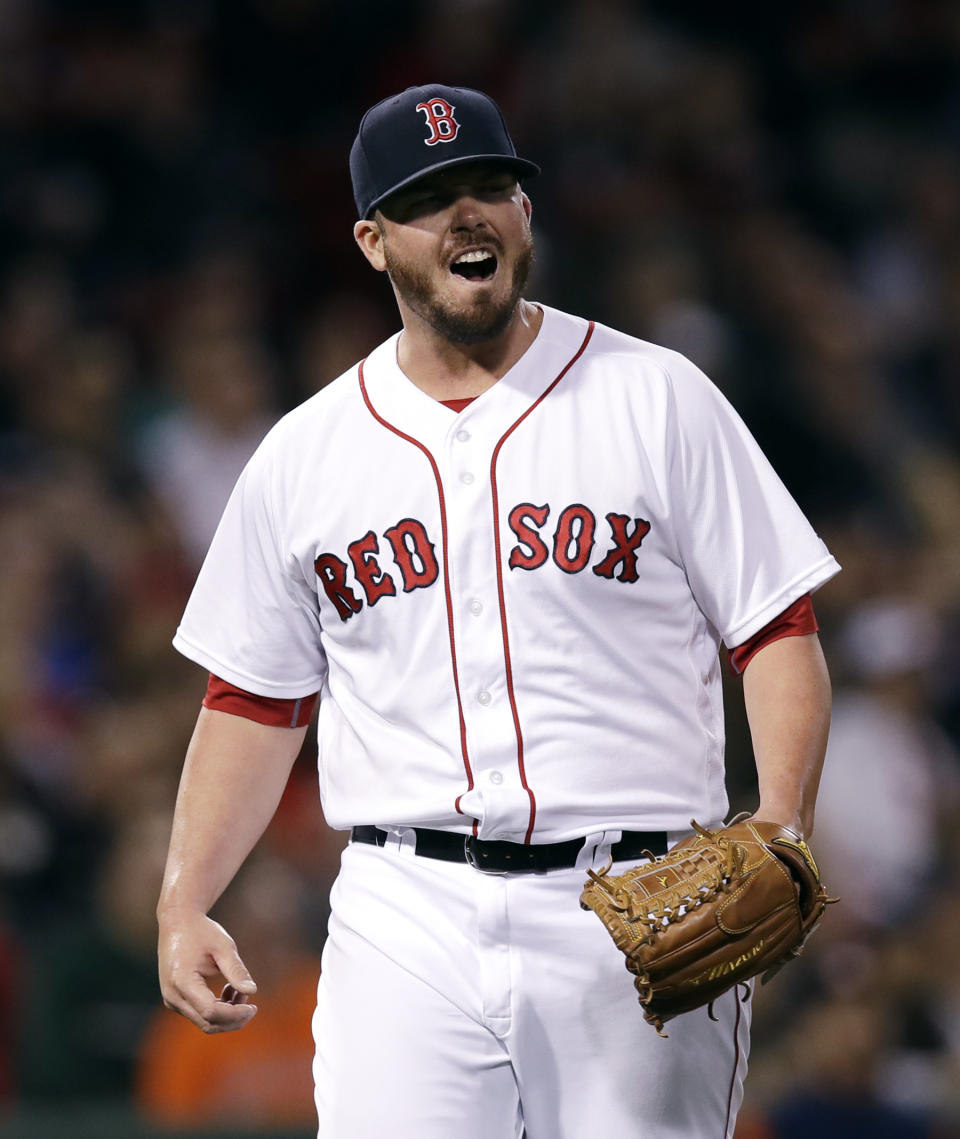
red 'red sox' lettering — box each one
[316,519,438,622]
[552,504,597,574]
[384,518,439,591]
[316,505,651,624]
[348,530,397,606]
[592,513,652,582]
[507,504,651,579]
[314,553,363,621]
[508,504,549,570]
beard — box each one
[382,231,534,346]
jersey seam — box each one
[683,602,724,825]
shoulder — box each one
[217,360,369,514]
[271,363,366,442]
[539,306,723,423]
[249,342,398,476]
[587,318,709,390]
[538,305,706,387]
[557,311,749,455]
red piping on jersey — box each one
[723,986,744,1138]
[489,321,595,843]
[358,361,477,832]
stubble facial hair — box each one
[381,228,534,346]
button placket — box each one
[451,418,476,486]
[441,414,524,835]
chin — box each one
[431,292,519,345]
[388,239,533,346]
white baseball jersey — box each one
[174,304,840,842]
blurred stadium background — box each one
[1,1,959,1136]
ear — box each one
[520,190,532,223]
[354,218,387,272]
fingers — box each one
[167,968,260,1033]
[158,914,260,1034]
[218,945,258,999]
[165,978,259,1034]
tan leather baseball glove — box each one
[579,817,834,1034]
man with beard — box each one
[157,85,840,1138]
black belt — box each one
[351,825,667,873]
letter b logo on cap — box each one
[416,98,460,146]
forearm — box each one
[157,707,308,1032]
[741,632,832,838]
[158,707,307,918]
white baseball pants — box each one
[313,832,750,1138]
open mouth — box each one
[450,250,498,282]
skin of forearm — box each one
[158,707,308,920]
[741,632,832,839]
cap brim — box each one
[364,155,540,218]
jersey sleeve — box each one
[664,354,840,647]
[203,674,319,727]
[727,593,819,675]
[172,432,328,699]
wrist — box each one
[156,897,211,925]
[754,802,809,838]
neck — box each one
[396,300,543,401]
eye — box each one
[383,191,443,222]
[479,179,516,199]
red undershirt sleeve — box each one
[203,674,319,728]
[727,594,818,676]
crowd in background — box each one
[1,1,959,1135]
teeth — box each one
[453,250,494,264]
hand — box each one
[158,909,258,1033]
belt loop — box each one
[576,830,618,872]
[381,825,416,855]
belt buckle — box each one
[464,835,509,875]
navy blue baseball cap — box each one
[350,84,540,219]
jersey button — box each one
[460,472,475,485]
[488,770,503,785]
[468,598,483,616]
[455,428,471,443]
[477,690,492,706]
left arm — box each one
[741,632,832,839]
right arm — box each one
[157,707,307,1033]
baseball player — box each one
[157,85,840,1138]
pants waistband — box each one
[350,825,667,873]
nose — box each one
[450,194,488,231]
